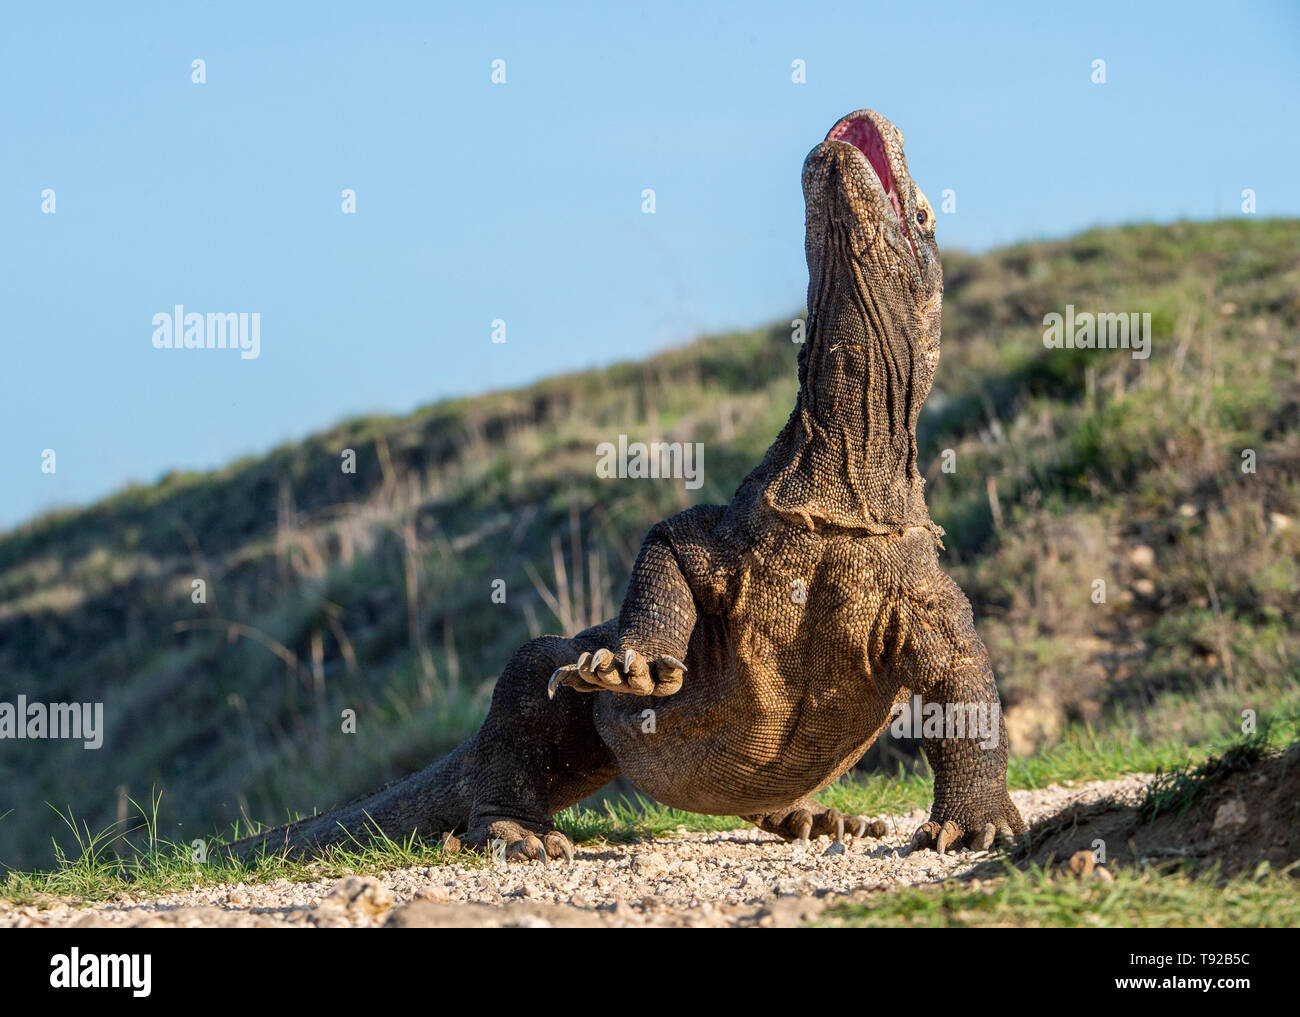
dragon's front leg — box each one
[548,508,721,699]
[896,559,1028,853]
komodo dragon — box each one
[228,109,1028,864]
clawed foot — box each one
[754,804,888,844]
[910,796,1027,854]
[547,648,685,698]
[463,820,575,864]
[824,810,888,842]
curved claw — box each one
[622,649,655,695]
[934,820,963,855]
[972,821,998,853]
[544,831,575,864]
[652,655,687,696]
[968,822,996,852]
[548,649,687,698]
[911,810,1021,854]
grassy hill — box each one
[2,218,1297,874]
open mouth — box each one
[826,115,916,261]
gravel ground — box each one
[2,774,1151,928]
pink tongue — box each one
[830,118,896,196]
[828,116,914,259]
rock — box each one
[314,876,395,922]
[632,852,669,878]
[1211,798,1248,832]
[388,900,605,928]
[1127,545,1156,568]
[1132,578,1156,597]
[823,840,847,857]
[676,860,700,875]
[739,872,766,894]
[440,833,461,855]
[415,884,450,903]
[1067,850,1095,879]
[756,895,826,927]
[776,878,801,896]
[1093,866,1115,883]
[1004,695,1063,755]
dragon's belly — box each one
[593,555,900,813]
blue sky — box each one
[1,1,1296,531]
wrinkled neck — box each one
[803,272,918,451]
[750,258,930,534]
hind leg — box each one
[459,625,622,861]
[745,798,887,843]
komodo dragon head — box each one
[805,110,942,295]
[758,110,945,535]
[801,109,943,405]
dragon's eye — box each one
[915,209,928,225]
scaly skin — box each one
[226,109,1027,865]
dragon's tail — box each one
[222,739,473,863]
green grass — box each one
[0,793,481,910]
[1006,710,1282,790]
[554,799,742,844]
[817,864,1300,928]
[1140,731,1276,822]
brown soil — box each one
[1005,743,1300,878]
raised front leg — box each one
[895,560,1027,854]
[548,505,723,698]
